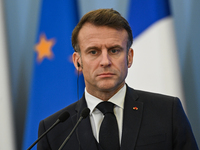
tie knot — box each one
[97,101,114,115]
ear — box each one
[72,52,82,71]
[127,48,134,68]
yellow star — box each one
[35,33,55,62]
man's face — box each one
[73,23,133,96]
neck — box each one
[86,83,125,101]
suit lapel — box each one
[121,86,143,150]
[72,94,99,150]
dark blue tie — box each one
[97,101,120,150]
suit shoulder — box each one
[128,86,180,104]
[137,89,176,99]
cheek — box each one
[118,58,128,76]
[82,60,96,77]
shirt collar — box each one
[85,84,126,114]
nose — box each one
[100,50,111,67]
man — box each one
[37,9,198,150]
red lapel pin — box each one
[133,107,138,110]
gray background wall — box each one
[3,0,200,149]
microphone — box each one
[58,108,90,150]
[27,111,70,150]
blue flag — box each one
[22,1,84,149]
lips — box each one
[97,73,115,78]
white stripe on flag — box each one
[126,17,185,110]
[0,1,16,150]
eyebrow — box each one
[85,45,124,53]
[107,45,123,50]
[85,46,100,52]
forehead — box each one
[78,23,128,49]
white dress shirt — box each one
[85,84,126,144]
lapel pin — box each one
[133,107,138,110]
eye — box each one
[111,49,118,53]
[89,50,97,55]
[110,49,120,54]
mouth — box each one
[97,73,115,78]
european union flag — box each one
[23,1,84,149]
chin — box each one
[98,82,119,91]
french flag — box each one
[126,0,185,108]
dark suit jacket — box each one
[37,86,198,150]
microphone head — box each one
[81,108,90,118]
[58,111,70,122]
